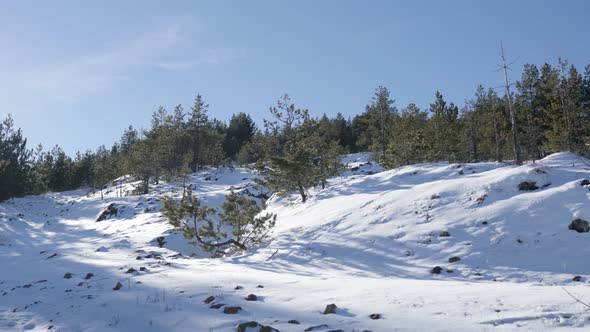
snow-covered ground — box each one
[1,152,590,331]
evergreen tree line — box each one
[1,59,589,202]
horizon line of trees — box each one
[1,58,589,202]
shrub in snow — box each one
[568,218,590,233]
[161,188,276,254]
[518,181,538,191]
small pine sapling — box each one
[219,191,276,250]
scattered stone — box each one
[95,246,109,252]
[573,276,582,282]
[305,325,329,332]
[580,179,590,186]
[63,273,73,279]
[139,267,147,272]
[22,284,32,288]
[210,303,225,309]
[476,194,487,205]
[431,266,443,274]
[237,322,257,332]
[113,282,123,291]
[369,313,382,320]
[46,253,58,260]
[96,203,118,222]
[84,273,94,280]
[237,321,279,332]
[448,256,461,263]
[136,256,143,260]
[77,282,84,287]
[431,194,440,199]
[245,294,258,301]
[256,285,264,288]
[542,183,551,188]
[204,296,215,304]
[446,269,454,273]
[482,221,488,225]
[234,285,243,290]
[517,238,524,244]
[350,166,360,171]
[474,272,482,276]
[323,303,337,314]
[439,231,451,237]
[458,170,464,175]
[125,268,137,274]
[223,306,242,314]
[518,181,538,191]
[288,320,301,324]
[568,219,590,233]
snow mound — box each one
[252,152,590,283]
[2,153,590,331]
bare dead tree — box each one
[499,42,522,165]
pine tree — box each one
[352,86,396,155]
[428,91,460,162]
[47,146,74,192]
[384,103,429,167]
[224,112,256,160]
[188,94,209,170]
[262,95,320,202]
[219,191,276,250]
[516,64,546,160]
[0,115,32,201]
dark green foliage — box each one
[352,86,396,154]
[0,115,31,201]
[161,188,224,252]
[428,91,460,162]
[383,103,429,167]
[188,95,226,170]
[161,188,275,253]
[224,112,256,160]
[2,58,590,201]
[260,94,342,202]
[219,191,276,248]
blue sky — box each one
[1,1,589,155]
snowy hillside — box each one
[2,153,590,331]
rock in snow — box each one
[569,218,590,233]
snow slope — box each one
[1,153,590,331]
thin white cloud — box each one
[155,47,247,71]
[17,17,244,103]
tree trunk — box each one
[298,183,307,202]
[501,43,521,165]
